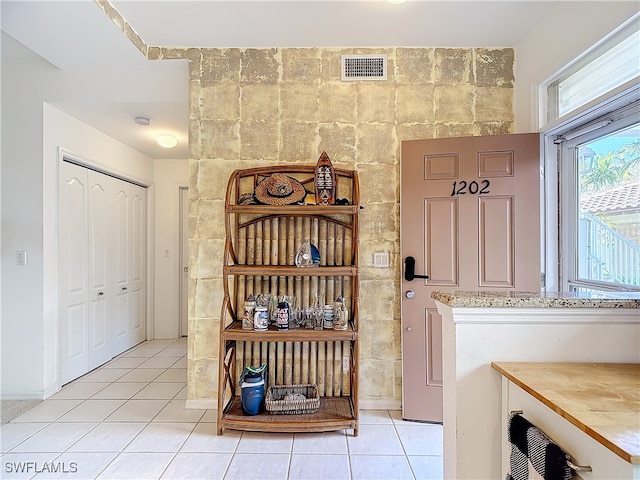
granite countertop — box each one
[492,362,640,464]
[431,290,640,308]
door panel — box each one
[128,187,146,346]
[402,307,444,421]
[401,133,540,422]
[426,309,443,386]
[478,196,514,287]
[59,162,89,384]
[88,173,117,369]
[425,198,458,286]
[113,187,130,353]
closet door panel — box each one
[113,186,131,353]
[128,185,146,347]
[88,172,117,370]
[59,162,89,385]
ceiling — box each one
[1,0,563,159]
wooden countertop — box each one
[491,362,640,464]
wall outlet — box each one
[343,356,350,372]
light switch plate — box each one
[373,252,389,268]
[16,250,27,266]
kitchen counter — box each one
[432,293,640,479]
[431,290,640,308]
[492,362,640,465]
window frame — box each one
[542,90,640,293]
[542,14,640,128]
[540,13,640,294]
[556,104,640,293]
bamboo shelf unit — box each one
[217,165,360,436]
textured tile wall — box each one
[171,46,514,403]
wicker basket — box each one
[265,384,320,415]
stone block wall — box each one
[182,46,514,404]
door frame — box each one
[179,186,189,337]
[51,147,153,394]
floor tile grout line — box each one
[1,423,50,455]
[2,340,442,479]
[392,417,418,480]
[63,350,178,480]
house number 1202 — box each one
[451,179,490,196]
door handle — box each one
[404,256,429,281]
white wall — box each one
[1,32,160,398]
[152,159,188,339]
[514,1,639,133]
[42,105,155,397]
[2,33,58,399]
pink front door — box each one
[400,133,541,422]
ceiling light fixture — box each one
[134,116,151,126]
[156,134,178,149]
[387,0,407,4]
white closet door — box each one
[112,180,147,352]
[87,171,118,370]
[128,184,146,347]
[60,161,147,385]
[113,184,131,354]
[59,162,90,385]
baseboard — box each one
[1,390,47,401]
[185,398,217,410]
[359,399,401,411]
[43,384,60,400]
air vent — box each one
[341,54,387,81]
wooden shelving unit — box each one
[217,165,360,436]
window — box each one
[546,17,639,124]
[557,104,640,293]
[542,14,640,294]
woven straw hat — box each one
[255,174,306,205]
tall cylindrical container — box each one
[276,301,289,331]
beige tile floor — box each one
[0,339,443,480]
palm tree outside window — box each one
[575,122,640,290]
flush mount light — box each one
[156,134,178,149]
[387,0,407,3]
[134,116,151,126]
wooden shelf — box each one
[224,265,357,277]
[218,396,357,435]
[226,204,359,215]
[222,321,358,341]
[218,164,360,437]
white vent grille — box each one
[341,54,387,81]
